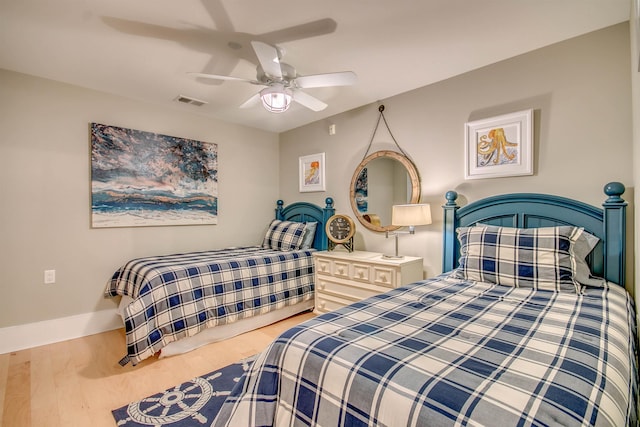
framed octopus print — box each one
[464,109,533,179]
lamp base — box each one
[382,253,404,259]
[382,232,404,259]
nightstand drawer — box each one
[372,266,396,288]
[351,263,372,283]
[315,258,332,275]
[332,260,351,279]
[316,277,381,302]
[315,292,357,314]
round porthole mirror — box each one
[349,150,421,233]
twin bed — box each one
[212,183,636,427]
[107,184,637,426]
[106,198,335,365]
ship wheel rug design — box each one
[112,355,255,426]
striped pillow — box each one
[262,220,307,251]
[454,225,585,292]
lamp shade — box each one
[260,84,292,113]
[391,203,432,226]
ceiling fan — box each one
[189,41,357,113]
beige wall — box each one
[0,22,635,333]
[0,69,279,328]
[280,24,634,290]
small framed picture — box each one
[299,152,326,192]
[464,109,533,180]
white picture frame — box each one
[464,109,533,180]
[299,152,326,192]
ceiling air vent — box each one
[175,95,207,107]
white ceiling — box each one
[0,0,631,133]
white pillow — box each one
[300,222,318,249]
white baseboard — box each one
[0,309,123,355]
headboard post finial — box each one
[442,190,461,272]
[445,191,458,207]
[325,197,334,209]
[603,182,625,203]
[275,200,285,220]
[602,182,627,287]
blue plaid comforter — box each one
[105,246,315,365]
[213,274,637,427]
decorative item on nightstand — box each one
[383,203,432,259]
[326,214,356,252]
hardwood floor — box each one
[0,311,316,427]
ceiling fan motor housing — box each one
[257,63,297,86]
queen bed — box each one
[212,183,637,427]
[105,198,335,366]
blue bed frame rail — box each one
[442,182,627,287]
[275,198,335,251]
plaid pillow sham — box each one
[262,220,307,251]
[476,224,604,287]
[454,225,586,292]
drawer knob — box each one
[338,267,344,274]
[357,271,364,278]
[380,275,388,282]
[319,301,325,308]
[318,282,325,290]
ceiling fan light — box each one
[260,85,292,113]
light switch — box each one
[44,270,56,284]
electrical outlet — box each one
[44,270,56,284]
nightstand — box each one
[312,250,423,314]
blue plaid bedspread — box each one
[105,246,315,365]
[213,274,637,427]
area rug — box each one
[112,355,255,426]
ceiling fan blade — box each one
[201,0,235,33]
[258,18,337,44]
[295,71,357,88]
[251,41,283,79]
[293,90,328,111]
[188,72,261,84]
[239,93,261,109]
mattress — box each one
[213,274,637,426]
[106,246,316,365]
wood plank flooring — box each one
[0,311,315,427]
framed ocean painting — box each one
[90,123,218,228]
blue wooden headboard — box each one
[442,182,627,287]
[275,198,335,251]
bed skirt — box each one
[117,296,314,358]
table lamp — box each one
[383,203,432,259]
